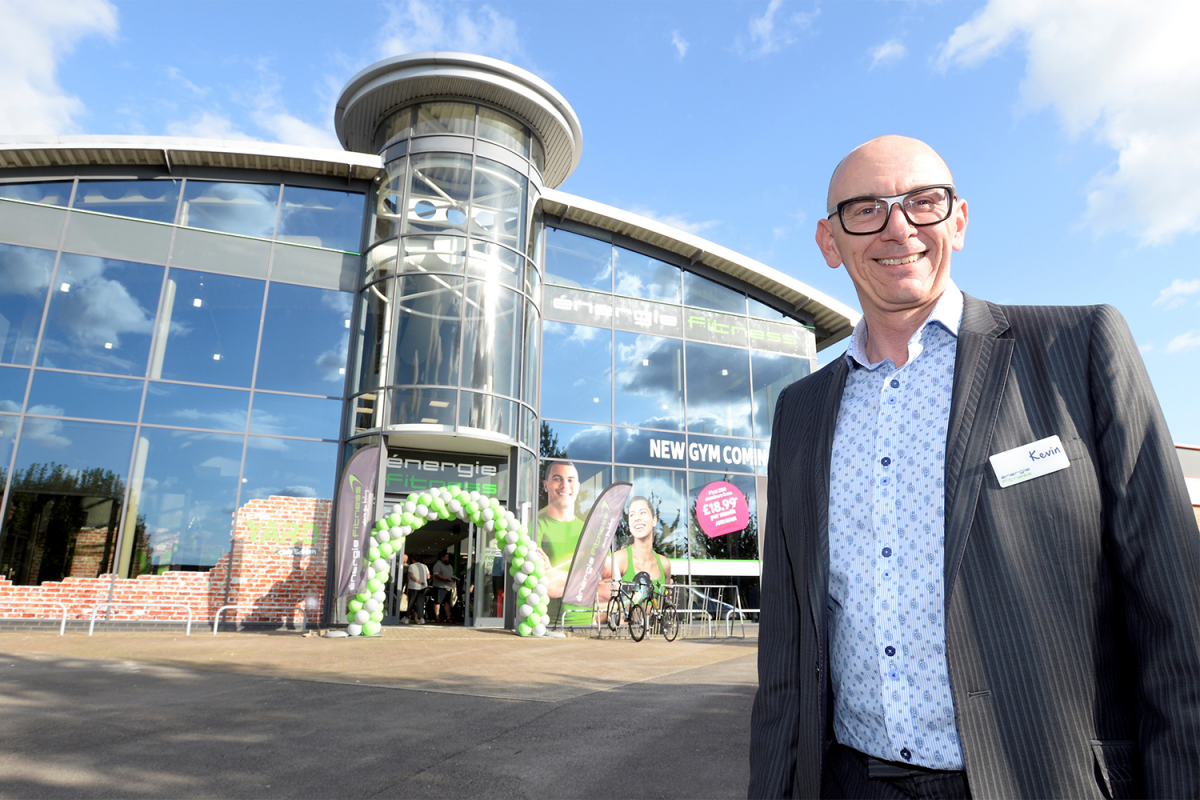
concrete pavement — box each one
[0,626,758,799]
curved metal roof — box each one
[0,135,382,181]
[541,189,859,350]
[334,52,583,188]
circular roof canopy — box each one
[335,52,583,188]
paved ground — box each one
[0,626,758,799]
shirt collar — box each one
[845,281,964,369]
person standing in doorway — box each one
[406,554,429,625]
[431,551,455,623]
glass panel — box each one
[539,420,611,463]
[270,244,358,292]
[365,241,398,284]
[752,351,811,439]
[249,392,341,439]
[613,247,681,304]
[0,198,67,249]
[612,466,688,559]
[391,273,463,388]
[471,158,526,252]
[256,283,351,396]
[152,269,264,387]
[0,365,28,411]
[461,281,521,397]
[477,107,529,157]
[404,153,472,236]
[62,213,173,265]
[375,107,411,152]
[241,437,338,505]
[142,382,249,432]
[72,180,180,223]
[459,391,517,439]
[123,430,242,576]
[352,279,390,393]
[544,228,611,291]
[466,239,523,290]
[748,296,799,323]
[390,387,457,426]
[179,180,279,238]
[521,299,539,407]
[347,393,376,436]
[1,420,135,584]
[38,254,162,376]
[27,371,142,422]
[530,136,546,175]
[371,158,406,244]
[683,272,747,314]
[539,321,610,424]
[277,186,364,253]
[0,243,54,366]
[169,228,271,279]
[614,332,683,431]
[613,428,686,468]
[0,414,15,486]
[402,235,466,275]
[684,341,753,438]
[0,181,72,206]
[687,471,758,560]
[413,102,475,137]
[521,405,538,450]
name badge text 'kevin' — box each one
[988,435,1070,488]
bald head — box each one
[826,136,954,213]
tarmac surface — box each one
[0,624,758,799]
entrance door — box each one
[469,521,505,627]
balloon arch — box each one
[345,485,550,637]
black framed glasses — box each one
[828,185,957,235]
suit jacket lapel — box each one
[944,294,1013,606]
[804,357,849,650]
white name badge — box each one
[989,435,1070,488]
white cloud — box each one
[869,39,907,68]
[165,110,254,141]
[379,0,523,62]
[0,0,117,134]
[247,65,340,150]
[1166,330,1200,354]
[938,0,1200,245]
[626,204,721,236]
[1154,278,1200,310]
[736,0,818,57]
[671,31,689,61]
[166,66,209,98]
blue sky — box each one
[4,0,1198,444]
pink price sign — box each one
[695,481,749,538]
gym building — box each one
[0,53,856,631]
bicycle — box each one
[604,580,634,633]
[628,583,679,643]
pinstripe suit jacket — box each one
[749,295,1200,799]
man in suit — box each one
[749,135,1200,799]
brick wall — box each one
[0,496,331,627]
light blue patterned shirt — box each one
[827,283,965,770]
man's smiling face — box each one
[816,136,968,323]
[543,463,579,515]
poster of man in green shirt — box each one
[535,460,584,602]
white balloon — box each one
[404,501,416,514]
[519,604,532,617]
[448,499,462,513]
[484,520,495,532]
[504,543,517,556]
[538,576,549,587]
[520,560,534,576]
[353,610,369,624]
[347,623,363,636]
[373,591,386,603]
[390,526,404,538]
[533,624,546,637]
[482,508,494,521]
[469,491,480,501]
[506,531,519,545]
[372,558,388,572]
[365,599,381,612]
[366,567,376,580]
[535,584,548,597]
[391,504,402,515]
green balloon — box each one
[379,542,394,558]
[368,546,381,561]
[524,574,538,589]
[369,610,383,623]
[465,501,478,515]
[387,512,402,527]
[367,578,383,593]
[515,545,527,559]
[517,623,531,637]
[517,586,530,601]
[420,493,433,506]
[356,591,371,603]
[348,599,363,613]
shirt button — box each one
[881,457,891,466]
[900,748,912,760]
[888,668,900,681]
[885,646,896,656]
[890,379,900,389]
[882,547,892,557]
[887,396,898,405]
[880,476,891,486]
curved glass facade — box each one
[348,102,544,471]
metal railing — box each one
[212,604,308,635]
[0,600,69,636]
[88,602,194,636]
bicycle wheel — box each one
[628,604,647,642]
[605,596,623,632]
[661,604,679,642]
